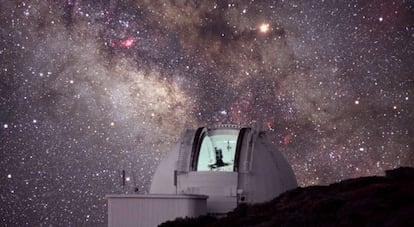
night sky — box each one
[1,0,413,225]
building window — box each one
[196,129,239,171]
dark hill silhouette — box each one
[160,167,414,227]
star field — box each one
[1,0,413,226]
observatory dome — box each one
[150,125,298,213]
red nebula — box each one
[266,120,274,131]
[283,134,293,145]
[119,37,136,48]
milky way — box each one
[1,0,413,225]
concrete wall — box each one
[107,194,207,227]
[177,171,238,213]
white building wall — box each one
[107,194,207,227]
[177,172,238,213]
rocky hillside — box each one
[160,167,414,227]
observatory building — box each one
[107,125,298,227]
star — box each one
[259,23,270,34]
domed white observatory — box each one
[107,125,297,227]
[151,125,297,213]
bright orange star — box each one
[259,23,270,34]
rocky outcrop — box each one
[160,167,414,227]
